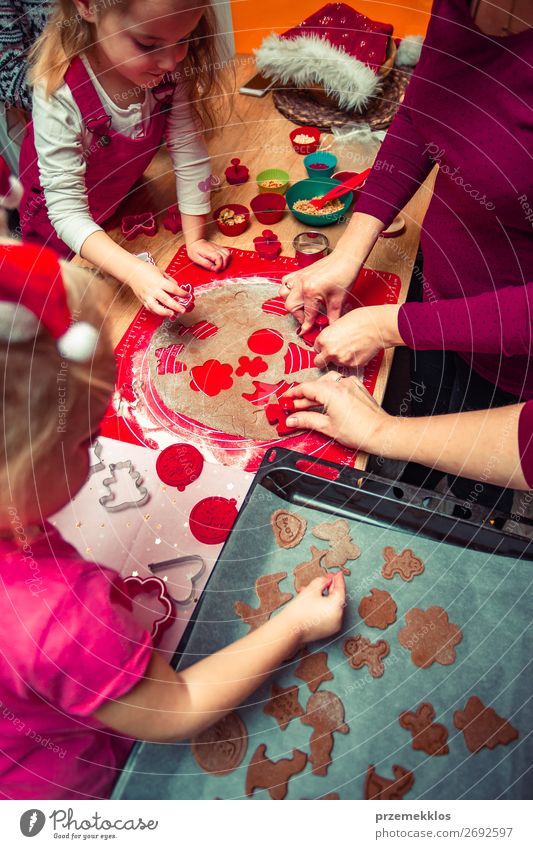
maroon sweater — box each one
[357,0,533,401]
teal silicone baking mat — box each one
[114,452,532,800]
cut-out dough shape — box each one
[382,545,425,581]
[294,649,334,693]
[358,588,397,630]
[293,545,329,592]
[398,606,462,668]
[312,518,361,572]
[343,635,390,678]
[246,745,307,800]
[191,712,248,775]
[300,691,349,776]
[453,696,519,753]
[234,571,293,632]
[99,461,150,512]
[364,765,415,800]
[271,508,307,549]
[263,683,304,730]
[399,702,449,756]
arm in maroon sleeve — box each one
[518,401,533,488]
[398,282,533,356]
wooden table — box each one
[85,56,434,466]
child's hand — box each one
[127,261,190,317]
[187,239,230,272]
[283,572,346,647]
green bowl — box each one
[256,168,290,195]
[286,178,352,226]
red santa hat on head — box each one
[0,154,23,210]
[0,242,99,361]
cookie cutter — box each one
[121,211,158,240]
[122,574,174,644]
[88,439,105,476]
[148,555,205,605]
[162,204,182,234]
[99,460,150,512]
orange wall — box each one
[230,1,433,53]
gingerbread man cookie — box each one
[453,696,518,753]
[312,519,361,573]
[246,744,307,800]
[271,509,307,549]
[364,764,415,800]
[293,545,329,592]
[381,546,424,581]
[399,703,449,756]
[191,712,248,775]
[398,606,462,668]
[234,571,292,632]
[294,649,334,693]
[358,588,397,630]
[263,683,304,731]
[300,691,349,776]
[343,635,390,678]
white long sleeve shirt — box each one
[31,56,212,254]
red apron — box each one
[19,56,174,257]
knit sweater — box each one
[0,1,52,110]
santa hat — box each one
[0,155,23,210]
[0,243,99,361]
[255,3,394,112]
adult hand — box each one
[186,239,230,272]
[314,304,402,369]
[278,250,360,333]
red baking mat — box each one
[100,246,401,472]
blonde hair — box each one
[0,243,115,513]
[29,0,224,131]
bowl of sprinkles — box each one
[289,126,321,155]
[256,169,289,195]
[213,203,250,236]
[286,178,353,226]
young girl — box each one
[19,0,230,317]
[0,242,346,800]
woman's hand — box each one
[126,261,192,317]
[314,304,402,368]
[279,250,359,333]
[284,371,391,453]
[282,572,346,647]
[186,238,230,272]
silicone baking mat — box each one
[100,246,401,472]
[114,451,533,800]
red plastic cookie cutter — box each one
[121,211,158,240]
[174,282,195,312]
[162,204,182,234]
[265,396,298,436]
[122,574,174,645]
[253,229,282,260]
[225,157,249,185]
[189,496,238,544]
[156,443,204,491]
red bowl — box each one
[289,126,321,155]
[250,192,286,224]
[213,204,250,237]
[331,170,358,182]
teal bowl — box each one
[304,151,337,179]
[286,178,353,226]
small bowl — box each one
[250,192,286,225]
[286,178,353,227]
[289,126,321,155]
[256,169,289,195]
[304,151,337,179]
[213,203,250,237]
[331,170,358,182]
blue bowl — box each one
[304,151,337,179]
[286,178,353,227]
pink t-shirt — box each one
[0,523,152,799]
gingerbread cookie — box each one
[453,696,518,754]
[293,545,329,592]
[358,588,397,630]
[234,571,292,632]
[263,683,304,731]
[399,703,449,756]
[398,606,462,668]
[271,509,307,549]
[246,744,307,800]
[312,519,360,573]
[343,635,390,678]
[300,691,349,776]
[364,764,415,800]
[382,546,424,581]
[294,649,334,693]
[191,712,248,775]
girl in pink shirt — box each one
[0,242,346,800]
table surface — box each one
[80,56,434,466]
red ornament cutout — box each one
[155,344,186,375]
[189,496,238,544]
[242,380,296,407]
[177,320,218,340]
[190,359,233,396]
[235,356,268,377]
[248,328,284,355]
[156,443,204,490]
[284,342,316,374]
[262,296,289,317]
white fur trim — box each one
[57,322,98,362]
[0,302,40,342]
[255,34,380,112]
[0,175,24,210]
[395,35,423,67]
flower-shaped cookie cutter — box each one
[162,204,182,234]
[122,574,175,644]
[121,211,158,241]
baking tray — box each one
[114,449,533,800]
